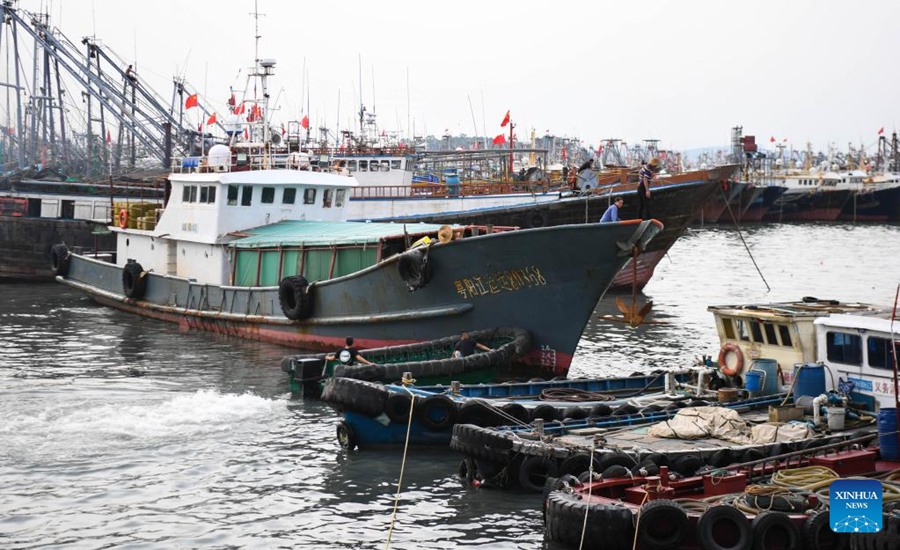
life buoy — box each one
[118,208,128,229]
[278,276,314,320]
[718,343,744,376]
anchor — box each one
[614,245,653,327]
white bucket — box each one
[826,407,846,430]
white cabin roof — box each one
[815,312,900,336]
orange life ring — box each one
[118,209,128,229]
[718,343,744,376]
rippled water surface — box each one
[1,223,898,549]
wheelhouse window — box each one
[391,160,401,170]
[723,318,736,340]
[283,188,297,204]
[826,331,862,365]
[206,186,216,204]
[261,187,275,204]
[182,186,191,202]
[241,185,253,206]
[200,186,209,203]
[358,160,368,171]
[867,337,899,371]
[227,185,239,206]
[778,324,793,347]
[303,188,316,205]
[335,188,346,207]
[347,160,357,171]
[735,319,751,342]
[750,321,763,343]
[763,322,778,345]
[323,188,333,208]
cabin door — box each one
[166,241,177,275]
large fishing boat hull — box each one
[838,185,900,222]
[0,215,114,280]
[376,165,736,290]
[763,188,852,222]
[58,221,661,376]
[739,184,786,222]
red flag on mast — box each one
[492,134,506,145]
[185,93,199,109]
[769,136,775,143]
[500,110,510,127]
[301,115,309,129]
[878,127,885,135]
[207,113,217,125]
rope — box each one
[384,389,416,549]
[540,387,616,402]
[578,440,596,550]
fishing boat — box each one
[707,297,899,412]
[838,172,900,222]
[0,171,164,280]
[763,171,854,222]
[281,327,532,394]
[54,57,664,378]
[320,369,699,451]
[374,164,739,290]
[542,447,900,550]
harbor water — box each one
[2,223,899,549]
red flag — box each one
[234,102,245,115]
[878,127,884,135]
[227,93,235,107]
[597,145,603,156]
[769,136,775,143]
[301,115,309,129]
[281,125,286,136]
[500,110,510,127]
[106,129,111,145]
[185,93,199,109]
[207,113,217,125]
[561,148,567,160]
[243,128,249,140]
[492,133,506,145]
[247,104,262,122]
[198,122,203,132]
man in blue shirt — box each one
[599,196,624,223]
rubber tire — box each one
[50,243,70,277]
[559,453,600,478]
[417,394,457,430]
[457,400,498,427]
[398,248,433,290]
[122,261,146,299]
[751,512,800,550]
[384,393,413,424]
[802,511,849,550]
[336,421,357,451]
[500,402,530,424]
[562,406,588,420]
[518,455,558,493]
[530,404,557,422]
[636,499,689,550]
[278,276,313,320]
[544,491,635,549]
[321,377,389,416]
[458,457,476,482]
[597,451,634,470]
[697,505,751,550]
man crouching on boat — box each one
[326,337,375,366]
[452,331,491,358]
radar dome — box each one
[207,144,231,167]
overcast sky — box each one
[12,0,900,153]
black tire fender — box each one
[636,499,689,550]
[50,243,70,277]
[397,248,433,291]
[697,505,751,550]
[417,394,457,430]
[518,455,558,493]
[802,511,848,550]
[122,261,146,299]
[336,421,357,451]
[278,276,313,320]
[750,512,800,550]
[384,393,413,424]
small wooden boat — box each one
[281,327,532,394]
[450,396,879,493]
[320,368,734,451]
[542,440,900,550]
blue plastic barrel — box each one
[751,359,780,395]
[745,371,763,393]
[182,156,200,169]
[793,363,826,398]
[879,408,899,461]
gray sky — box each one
[18,0,900,152]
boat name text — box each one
[454,265,547,299]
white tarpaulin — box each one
[646,407,815,445]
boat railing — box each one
[350,180,566,199]
[170,151,352,176]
